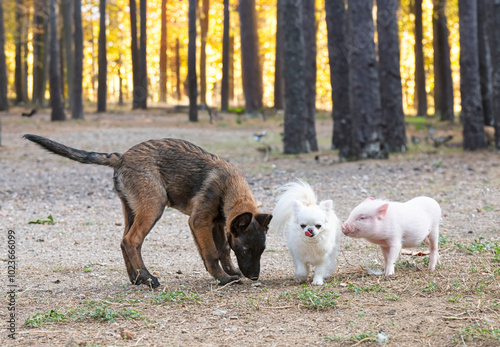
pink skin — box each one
[342,197,441,276]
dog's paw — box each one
[132,269,161,288]
[311,279,324,286]
[217,275,242,286]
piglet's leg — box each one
[381,246,400,276]
[427,227,440,271]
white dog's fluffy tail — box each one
[270,179,317,235]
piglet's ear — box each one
[366,197,375,201]
[377,203,389,220]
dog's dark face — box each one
[229,212,272,280]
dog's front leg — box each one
[212,220,242,277]
[189,215,241,285]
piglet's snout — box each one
[341,223,351,235]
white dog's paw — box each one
[295,275,308,283]
[311,278,324,286]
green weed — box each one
[28,215,54,225]
[296,286,339,310]
[25,309,69,327]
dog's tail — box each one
[270,179,317,235]
[23,134,122,168]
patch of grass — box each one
[455,239,500,255]
[28,214,54,225]
[347,284,387,294]
[439,234,450,245]
[25,309,69,327]
[296,286,339,310]
[350,330,377,343]
[454,323,500,343]
[385,294,404,301]
[150,290,200,304]
[423,281,437,293]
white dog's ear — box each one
[293,200,304,215]
[319,200,334,213]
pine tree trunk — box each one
[459,0,486,150]
[325,0,350,156]
[414,0,427,116]
[221,0,230,112]
[302,0,318,151]
[15,0,27,104]
[477,0,493,126]
[377,0,406,153]
[159,0,167,103]
[239,0,263,116]
[188,0,198,122]
[346,0,387,160]
[49,0,66,121]
[130,0,140,109]
[72,0,84,119]
[175,37,181,101]
[229,35,234,102]
[274,0,284,110]
[32,0,48,107]
[283,0,309,154]
[0,0,8,111]
[492,0,500,149]
[62,0,74,109]
[200,0,209,105]
[97,0,107,112]
[433,0,454,122]
[138,0,147,109]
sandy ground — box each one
[0,111,499,346]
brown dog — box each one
[23,135,272,288]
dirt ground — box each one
[1,110,499,346]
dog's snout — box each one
[307,227,314,232]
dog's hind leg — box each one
[212,220,242,277]
[119,197,139,283]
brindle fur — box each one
[23,134,272,288]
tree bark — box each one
[130,0,140,109]
[97,0,107,112]
[72,0,84,119]
[175,37,181,101]
[377,0,406,153]
[490,0,500,149]
[283,0,309,154]
[346,0,387,160]
[61,0,74,109]
[159,0,167,103]
[221,0,230,112]
[459,0,486,150]
[138,0,147,109]
[0,0,8,111]
[32,0,49,107]
[302,0,318,151]
[274,0,284,110]
[188,0,198,122]
[325,0,350,156]
[239,0,263,116]
[200,0,209,105]
[414,0,427,116]
[477,0,493,126]
[15,0,28,104]
[432,0,454,121]
[49,0,66,121]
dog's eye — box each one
[315,225,321,229]
[300,224,307,229]
[241,249,249,256]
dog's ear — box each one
[255,213,272,229]
[319,200,334,213]
[230,212,253,235]
[293,200,304,215]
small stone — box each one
[212,309,226,316]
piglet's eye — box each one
[359,216,367,221]
[315,225,322,229]
[300,224,306,229]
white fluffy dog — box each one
[270,180,341,285]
